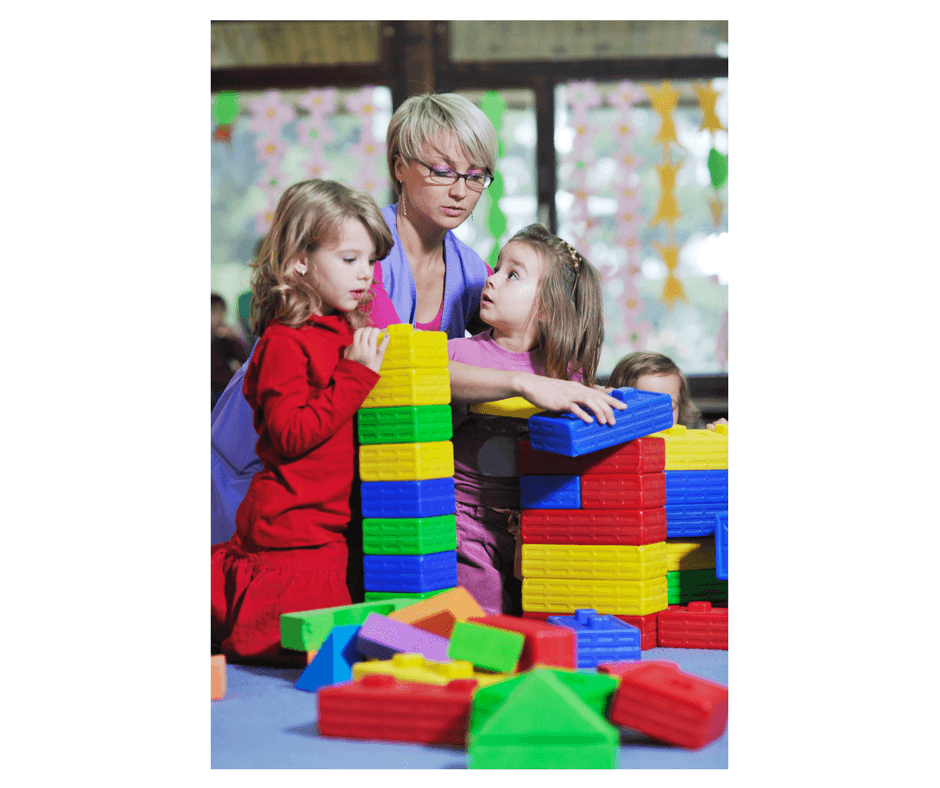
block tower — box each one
[356,325,458,602]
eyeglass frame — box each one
[411,158,495,191]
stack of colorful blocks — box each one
[355,324,459,601]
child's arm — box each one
[448,360,626,425]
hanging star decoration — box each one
[693,81,726,133]
[644,81,682,153]
[653,241,688,308]
[650,160,683,225]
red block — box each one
[614,613,659,650]
[581,473,667,509]
[518,437,666,476]
[466,614,576,671]
[317,674,478,746]
[608,660,728,749]
[657,602,728,650]
[520,508,667,546]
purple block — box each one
[354,613,451,662]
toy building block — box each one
[211,654,226,700]
[664,469,728,504]
[387,585,485,638]
[469,396,544,418]
[448,621,525,673]
[666,568,728,605]
[598,660,663,679]
[355,613,451,662]
[580,473,667,510]
[362,514,457,555]
[360,368,451,409]
[527,387,673,457]
[518,437,665,476]
[546,608,641,668]
[360,477,456,519]
[524,611,659,650]
[658,601,728,650]
[648,424,728,470]
[364,589,449,603]
[665,500,729,537]
[470,667,618,729]
[608,660,728,749]
[522,576,668,616]
[521,542,667,582]
[357,404,453,445]
[520,507,667,546]
[318,673,478,746]
[352,652,512,688]
[466,615,577,671]
[376,323,449,370]
[363,550,458,594]
[715,511,728,580]
[666,536,717,572]
[280,598,418,652]
[359,441,454,482]
[294,624,362,692]
[468,669,619,769]
[519,475,580,510]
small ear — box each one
[292,258,308,276]
[393,155,405,181]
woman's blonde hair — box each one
[249,180,393,335]
[508,224,604,387]
[386,93,498,198]
[608,351,701,427]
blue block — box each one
[294,624,361,692]
[527,388,674,457]
[547,608,642,668]
[519,475,581,510]
[664,470,729,505]
[715,511,728,580]
[665,500,729,537]
[360,478,456,519]
[363,551,458,593]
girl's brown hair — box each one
[509,224,604,387]
[248,180,393,336]
[608,351,701,427]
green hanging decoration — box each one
[212,91,239,126]
[707,148,728,190]
[480,90,508,269]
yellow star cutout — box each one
[650,161,683,225]
[653,241,687,308]
[694,81,726,133]
[644,81,682,151]
[709,196,724,226]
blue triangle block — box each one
[294,624,362,692]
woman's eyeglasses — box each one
[414,160,495,191]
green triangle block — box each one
[468,670,618,769]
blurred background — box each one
[211,20,728,421]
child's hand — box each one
[706,418,729,431]
[514,374,627,425]
[344,327,389,374]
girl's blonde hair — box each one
[509,224,604,387]
[249,180,393,336]
[608,351,701,427]
[386,93,498,198]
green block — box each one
[667,567,729,605]
[363,589,450,603]
[448,621,524,673]
[362,514,457,555]
[280,599,416,651]
[470,668,618,733]
[356,404,453,444]
[468,669,618,769]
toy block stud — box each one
[355,613,451,662]
[211,654,226,700]
[448,621,525,673]
[295,624,362,692]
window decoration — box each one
[479,90,509,269]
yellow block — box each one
[379,324,449,370]
[361,368,451,408]
[521,543,667,581]
[351,652,514,687]
[648,423,728,470]
[521,576,668,616]
[469,397,544,418]
[359,441,455,481]
[665,537,716,572]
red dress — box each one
[212,314,380,662]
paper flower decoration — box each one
[608,80,645,110]
[252,136,288,168]
[296,116,336,147]
[694,82,726,133]
[344,86,380,116]
[246,90,296,138]
[255,189,281,236]
[644,81,682,151]
[650,160,683,225]
[298,88,337,117]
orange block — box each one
[211,654,227,700]
[306,650,318,664]
[387,587,484,638]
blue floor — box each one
[211,647,728,769]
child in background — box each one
[607,351,728,430]
[212,180,393,664]
[448,224,605,615]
